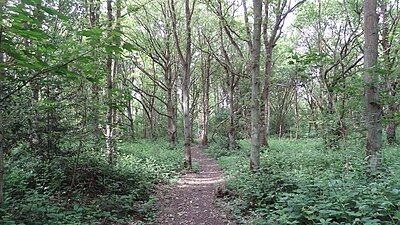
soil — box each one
[149,145,234,225]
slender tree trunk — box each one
[228,73,236,150]
[29,3,42,151]
[150,69,157,139]
[380,0,398,144]
[127,99,134,138]
[217,16,237,150]
[183,0,192,169]
[149,108,155,139]
[260,46,272,147]
[161,2,177,147]
[31,83,41,149]
[260,0,272,145]
[0,78,3,208]
[250,0,262,171]
[259,0,305,145]
[166,74,177,146]
[89,0,101,143]
[112,1,121,141]
[182,72,191,169]
[201,54,211,148]
[364,0,382,173]
[295,81,299,140]
[317,0,326,139]
[182,71,192,167]
[70,82,88,189]
[386,118,396,144]
[45,84,58,160]
[143,107,148,139]
[310,91,319,132]
[165,49,177,147]
[105,0,114,163]
[170,0,193,169]
[0,0,5,205]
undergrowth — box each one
[208,138,400,225]
[1,139,183,224]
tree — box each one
[250,0,262,171]
[379,0,399,144]
[293,0,364,146]
[170,0,194,169]
[364,0,382,173]
[260,0,306,147]
[87,0,102,144]
[128,1,178,146]
[105,0,115,163]
[200,37,211,147]
[0,0,4,207]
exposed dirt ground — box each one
[150,146,233,225]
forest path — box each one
[149,145,233,225]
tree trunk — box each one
[364,0,382,173]
[183,0,192,169]
[88,0,101,144]
[105,0,115,163]
[149,71,157,139]
[228,73,236,150]
[294,81,299,140]
[29,3,42,151]
[201,53,211,148]
[31,82,41,150]
[182,69,191,169]
[217,15,237,150]
[260,46,272,147]
[250,0,262,171]
[166,77,177,146]
[165,34,177,147]
[380,0,398,144]
[0,0,5,205]
[170,0,193,169]
[70,82,88,189]
[45,84,59,160]
[127,99,135,138]
[260,0,272,145]
[386,117,396,144]
[317,0,326,138]
[0,79,3,208]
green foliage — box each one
[208,109,230,141]
[2,140,183,224]
[210,138,400,225]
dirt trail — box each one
[150,146,232,225]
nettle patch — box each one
[2,140,183,225]
[209,138,400,225]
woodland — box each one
[0,0,399,224]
